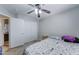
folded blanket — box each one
[62,35,75,42]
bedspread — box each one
[25,38,79,55]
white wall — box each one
[18,14,38,42]
[9,16,38,48]
[39,7,79,38]
[9,18,25,48]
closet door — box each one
[0,19,4,46]
[9,18,25,48]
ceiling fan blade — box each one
[28,4,34,7]
[27,10,34,14]
[41,9,50,14]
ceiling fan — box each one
[27,4,51,18]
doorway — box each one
[3,19,9,52]
[0,15,10,53]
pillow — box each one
[49,35,61,40]
[62,35,75,42]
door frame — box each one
[0,14,10,48]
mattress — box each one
[25,38,79,55]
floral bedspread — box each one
[25,38,79,55]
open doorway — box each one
[3,19,9,52]
[0,15,10,52]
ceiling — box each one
[0,4,79,19]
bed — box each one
[25,37,79,55]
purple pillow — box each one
[62,35,75,42]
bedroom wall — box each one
[18,14,38,42]
[9,15,38,48]
[39,6,79,39]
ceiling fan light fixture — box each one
[28,4,51,18]
[35,8,38,15]
[39,10,42,14]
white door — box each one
[0,19,4,46]
[9,18,25,48]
